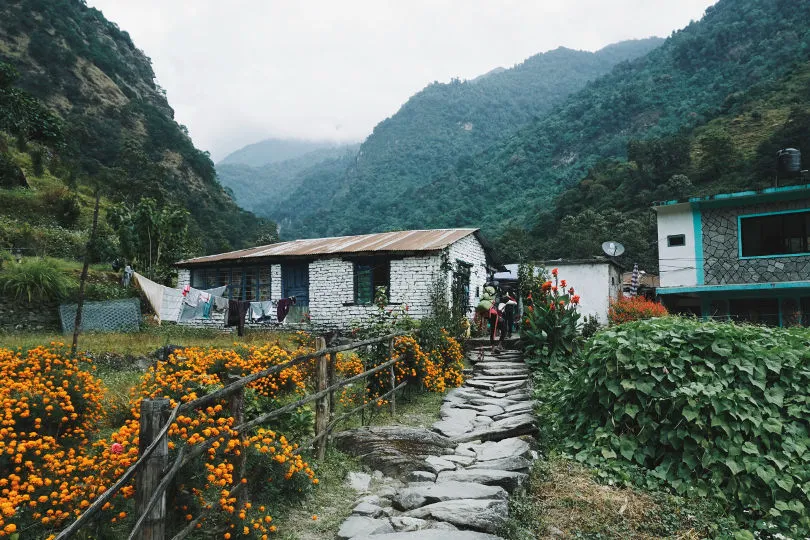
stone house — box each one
[175,228,496,330]
[655,185,810,325]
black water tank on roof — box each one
[777,148,802,179]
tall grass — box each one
[0,257,75,303]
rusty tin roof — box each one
[176,228,483,266]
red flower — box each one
[552,286,558,293]
[568,287,575,295]
[572,295,581,305]
[541,281,552,291]
[111,442,124,455]
[551,268,558,277]
[549,303,555,310]
[560,280,567,288]
[558,300,565,306]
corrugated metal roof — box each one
[177,228,480,266]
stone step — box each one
[352,529,505,540]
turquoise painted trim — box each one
[657,281,810,295]
[691,203,704,285]
[654,184,810,208]
[737,207,810,259]
[700,297,711,321]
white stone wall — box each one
[389,255,443,319]
[446,233,489,318]
[552,263,620,324]
[270,264,282,301]
[177,268,190,289]
[656,203,699,287]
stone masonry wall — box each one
[703,199,810,285]
[446,233,489,318]
[308,255,443,330]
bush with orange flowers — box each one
[0,341,320,539]
[522,267,583,367]
[608,296,669,325]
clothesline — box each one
[132,272,299,331]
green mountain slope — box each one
[0,0,274,261]
[529,59,810,272]
[218,138,348,167]
[270,38,664,237]
[400,0,810,239]
[217,143,359,214]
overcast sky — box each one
[87,0,717,162]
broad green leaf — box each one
[725,458,743,475]
[762,417,783,434]
[619,438,637,460]
[741,442,759,455]
[774,475,794,493]
[601,448,617,459]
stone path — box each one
[334,346,537,539]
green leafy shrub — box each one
[561,317,810,536]
[0,257,74,303]
[522,268,582,366]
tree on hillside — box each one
[107,197,191,283]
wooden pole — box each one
[314,337,328,460]
[135,398,170,540]
[228,376,247,506]
[71,190,100,357]
[388,338,396,416]
[327,352,336,421]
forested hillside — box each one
[0,0,275,275]
[218,138,345,167]
[401,0,810,260]
[263,39,664,238]
[217,143,359,214]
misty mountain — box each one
[236,38,664,236]
[218,138,351,167]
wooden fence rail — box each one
[56,331,413,540]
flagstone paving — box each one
[334,346,537,539]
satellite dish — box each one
[602,241,625,257]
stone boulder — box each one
[404,499,508,533]
[334,426,455,476]
[393,481,508,511]
[351,532,503,540]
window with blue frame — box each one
[190,266,272,301]
[353,259,390,305]
[739,209,810,257]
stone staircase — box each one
[334,346,537,539]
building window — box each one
[190,266,271,301]
[354,259,390,305]
[667,234,686,247]
[740,210,810,257]
[728,298,780,327]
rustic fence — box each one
[55,331,412,540]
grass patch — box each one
[273,448,361,540]
[501,455,737,539]
[0,326,298,356]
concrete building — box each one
[494,259,623,324]
[655,185,810,325]
[174,229,496,330]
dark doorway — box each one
[282,263,309,305]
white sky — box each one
[87,0,717,162]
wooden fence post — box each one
[228,377,247,506]
[328,352,336,421]
[314,337,328,460]
[388,337,396,416]
[136,398,170,540]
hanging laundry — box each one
[259,300,275,320]
[202,297,213,318]
[182,284,191,296]
[249,302,265,321]
[183,289,200,308]
[133,272,164,323]
[213,296,229,312]
[198,291,211,304]
[226,299,250,336]
[276,297,296,323]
